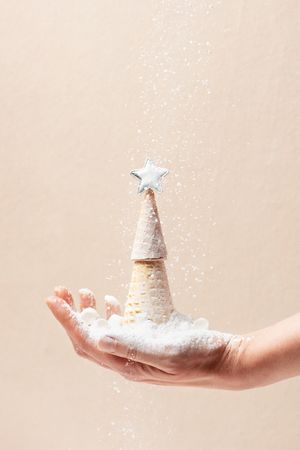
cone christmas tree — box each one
[131,188,167,260]
[124,160,174,324]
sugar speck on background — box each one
[105,0,225,323]
[101,1,224,448]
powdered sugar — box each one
[75,305,232,355]
[80,307,100,325]
[104,295,120,306]
[79,288,95,297]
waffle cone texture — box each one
[124,260,174,324]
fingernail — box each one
[47,295,58,303]
[104,295,119,306]
[54,285,65,292]
[79,288,96,309]
[98,336,116,352]
[79,288,95,297]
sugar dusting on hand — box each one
[76,304,232,355]
[80,307,99,325]
[79,288,95,298]
[104,295,120,306]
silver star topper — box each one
[130,159,169,193]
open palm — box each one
[46,286,240,388]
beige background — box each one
[1,1,300,449]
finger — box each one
[46,295,100,354]
[54,285,75,309]
[46,295,99,357]
[141,379,195,386]
[46,296,132,374]
[78,288,96,311]
[97,336,172,373]
[46,295,82,333]
[119,360,178,383]
[142,379,173,386]
[47,295,106,364]
[104,295,122,319]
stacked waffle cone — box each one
[124,189,174,324]
[130,189,167,260]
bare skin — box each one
[46,287,300,390]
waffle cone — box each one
[131,189,167,261]
[124,260,174,324]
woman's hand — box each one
[46,286,246,389]
[46,287,130,374]
[97,330,244,389]
[47,287,300,389]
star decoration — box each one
[130,159,169,193]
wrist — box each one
[224,332,277,390]
[216,334,256,390]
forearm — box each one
[232,313,300,389]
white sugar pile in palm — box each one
[75,306,231,354]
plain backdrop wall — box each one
[0,1,299,449]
